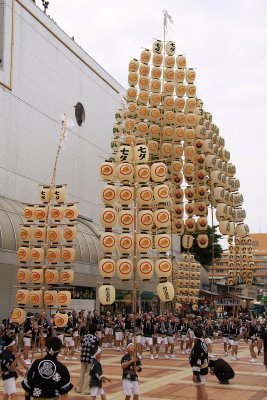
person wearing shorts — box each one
[155,316,168,359]
[204,320,214,358]
[1,337,24,400]
[89,348,111,400]
[140,316,154,359]
[121,343,142,400]
[114,314,125,352]
[22,313,34,365]
[166,315,176,358]
[189,328,209,400]
[229,321,240,360]
[220,318,230,356]
[64,314,77,360]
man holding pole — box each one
[121,343,142,400]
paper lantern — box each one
[182,235,194,249]
[50,205,64,221]
[117,258,133,280]
[54,312,68,328]
[172,187,184,203]
[118,209,134,229]
[148,123,161,138]
[118,233,134,254]
[31,268,44,284]
[155,258,172,278]
[62,247,75,263]
[127,87,138,102]
[64,204,78,221]
[60,268,74,284]
[139,76,149,90]
[157,282,174,302]
[152,53,163,66]
[100,207,117,228]
[174,69,185,84]
[39,185,52,203]
[99,284,116,305]
[173,218,185,234]
[137,258,154,281]
[150,80,161,94]
[11,308,26,325]
[140,49,151,64]
[100,161,117,182]
[149,92,161,107]
[101,185,117,206]
[176,55,186,69]
[116,145,133,163]
[17,268,31,284]
[16,289,30,306]
[117,186,133,207]
[171,160,183,175]
[147,140,159,156]
[136,186,153,207]
[63,225,77,242]
[165,40,175,55]
[117,163,134,183]
[186,83,196,97]
[33,226,45,242]
[128,58,139,72]
[135,164,150,183]
[185,203,195,217]
[100,232,116,253]
[161,142,173,158]
[155,233,171,252]
[133,144,149,163]
[152,39,163,54]
[195,201,207,216]
[175,83,186,98]
[47,247,61,264]
[236,223,250,238]
[48,226,61,243]
[172,143,183,159]
[35,205,48,222]
[128,72,138,86]
[154,184,170,204]
[44,290,58,307]
[30,247,44,263]
[57,290,71,307]
[18,246,31,263]
[45,268,59,284]
[197,217,208,231]
[154,209,170,229]
[185,218,196,233]
[173,204,184,218]
[197,234,209,248]
[151,162,167,182]
[20,225,32,242]
[23,205,36,221]
[137,233,152,253]
[99,258,116,279]
[183,163,194,177]
[30,290,43,307]
[138,210,154,231]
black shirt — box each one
[1,349,18,380]
[121,353,142,381]
[189,339,209,376]
[21,354,73,398]
[90,359,103,388]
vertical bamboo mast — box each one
[132,147,138,358]
[39,115,68,357]
[208,168,215,315]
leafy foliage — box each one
[181,225,223,268]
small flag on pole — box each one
[162,9,173,30]
[60,113,74,148]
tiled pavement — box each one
[2,341,267,399]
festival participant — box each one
[155,315,169,359]
[37,312,49,352]
[248,320,261,363]
[64,314,77,360]
[114,313,125,352]
[1,337,25,400]
[125,314,134,346]
[121,343,142,400]
[75,323,100,394]
[89,348,111,400]
[229,319,240,360]
[140,315,154,359]
[220,318,230,356]
[209,358,235,384]
[204,319,215,358]
[23,312,35,365]
[103,311,113,348]
[166,315,176,358]
[179,318,190,355]
[189,327,209,400]
[135,314,143,357]
[72,310,80,352]
[92,310,104,346]
[22,336,73,399]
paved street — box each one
[1,340,267,400]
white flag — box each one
[60,113,74,148]
[162,9,173,30]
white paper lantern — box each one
[157,281,175,302]
[155,233,171,252]
[100,232,117,253]
[137,233,152,253]
[117,258,133,280]
[99,284,116,305]
[137,258,154,281]
[117,163,134,183]
[151,162,167,182]
[99,258,116,279]
[137,186,153,206]
[155,258,172,278]
[138,210,154,231]
[117,233,134,254]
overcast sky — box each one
[39,0,267,234]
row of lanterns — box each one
[12,184,75,326]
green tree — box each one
[181,225,223,268]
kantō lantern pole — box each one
[98,10,254,341]
[13,114,78,357]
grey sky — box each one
[40,0,267,233]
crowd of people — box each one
[1,309,267,400]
